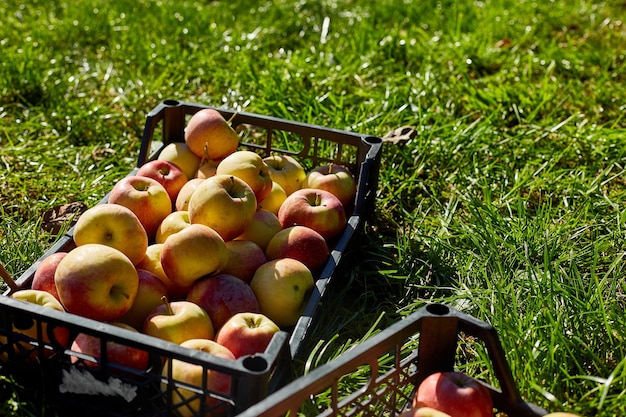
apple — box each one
[72,203,148,266]
[143,298,214,344]
[221,240,267,283]
[258,181,287,215]
[414,371,493,417]
[160,223,229,290]
[398,406,451,417]
[31,252,67,301]
[215,312,280,359]
[263,154,306,196]
[108,175,172,241]
[265,225,329,274]
[186,273,260,331]
[216,150,272,203]
[157,141,201,180]
[136,243,178,297]
[137,159,188,204]
[185,108,240,161]
[161,338,235,417]
[175,178,204,211]
[119,269,170,330]
[249,258,314,328]
[188,174,257,242]
[278,188,347,241]
[155,210,192,244]
[303,163,357,210]
[196,158,221,179]
[55,244,139,322]
[2,289,70,360]
[235,208,282,251]
[70,322,150,372]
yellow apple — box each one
[185,108,239,161]
[235,208,282,251]
[249,258,314,327]
[72,203,149,266]
[188,174,257,241]
[160,223,229,290]
[158,141,201,180]
[263,154,306,196]
[258,181,287,215]
[175,178,204,211]
[216,150,272,204]
[155,210,191,244]
[143,299,214,345]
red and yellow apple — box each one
[119,269,170,330]
[72,203,148,266]
[249,258,314,328]
[216,150,272,204]
[263,154,306,196]
[188,174,257,241]
[136,243,177,297]
[143,299,214,344]
[185,108,239,161]
[175,178,204,211]
[258,181,287,215]
[265,225,329,274]
[54,244,139,322]
[196,158,221,180]
[155,210,191,244]
[162,338,235,417]
[215,312,280,359]
[235,208,282,251]
[157,141,201,180]
[108,175,172,241]
[31,252,67,301]
[160,223,229,290]
[303,163,357,210]
[278,188,347,241]
[186,274,260,331]
[137,159,188,204]
[221,240,267,283]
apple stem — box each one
[201,143,209,164]
[315,193,322,206]
[0,262,19,292]
[161,296,174,316]
[327,162,334,174]
[227,112,239,124]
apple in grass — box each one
[249,258,314,328]
[263,154,306,196]
[155,210,192,244]
[215,312,280,359]
[414,371,493,417]
[70,322,150,372]
[278,188,347,241]
[54,244,139,322]
[185,108,240,161]
[160,223,229,291]
[157,141,201,180]
[265,225,330,275]
[162,338,235,417]
[72,203,148,266]
[303,163,357,210]
[216,150,272,204]
[108,175,172,241]
[143,298,215,344]
[31,252,67,301]
[258,181,287,215]
[119,269,170,330]
[188,174,257,242]
[175,178,204,211]
[186,274,260,331]
[136,159,189,204]
[235,209,282,251]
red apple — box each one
[188,174,257,241]
[143,299,215,344]
[265,225,329,274]
[414,371,493,417]
[137,159,189,204]
[185,108,240,161]
[221,240,267,283]
[70,322,150,372]
[215,312,280,359]
[31,252,67,301]
[161,338,235,417]
[108,175,172,241]
[278,188,347,241]
[54,244,139,322]
[186,274,260,331]
[119,269,170,330]
[216,150,272,204]
[303,163,357,210]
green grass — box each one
[2,0,626,416]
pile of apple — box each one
[7,107,358,416]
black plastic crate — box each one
[235,303,549,417]
[0,99,383,416]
